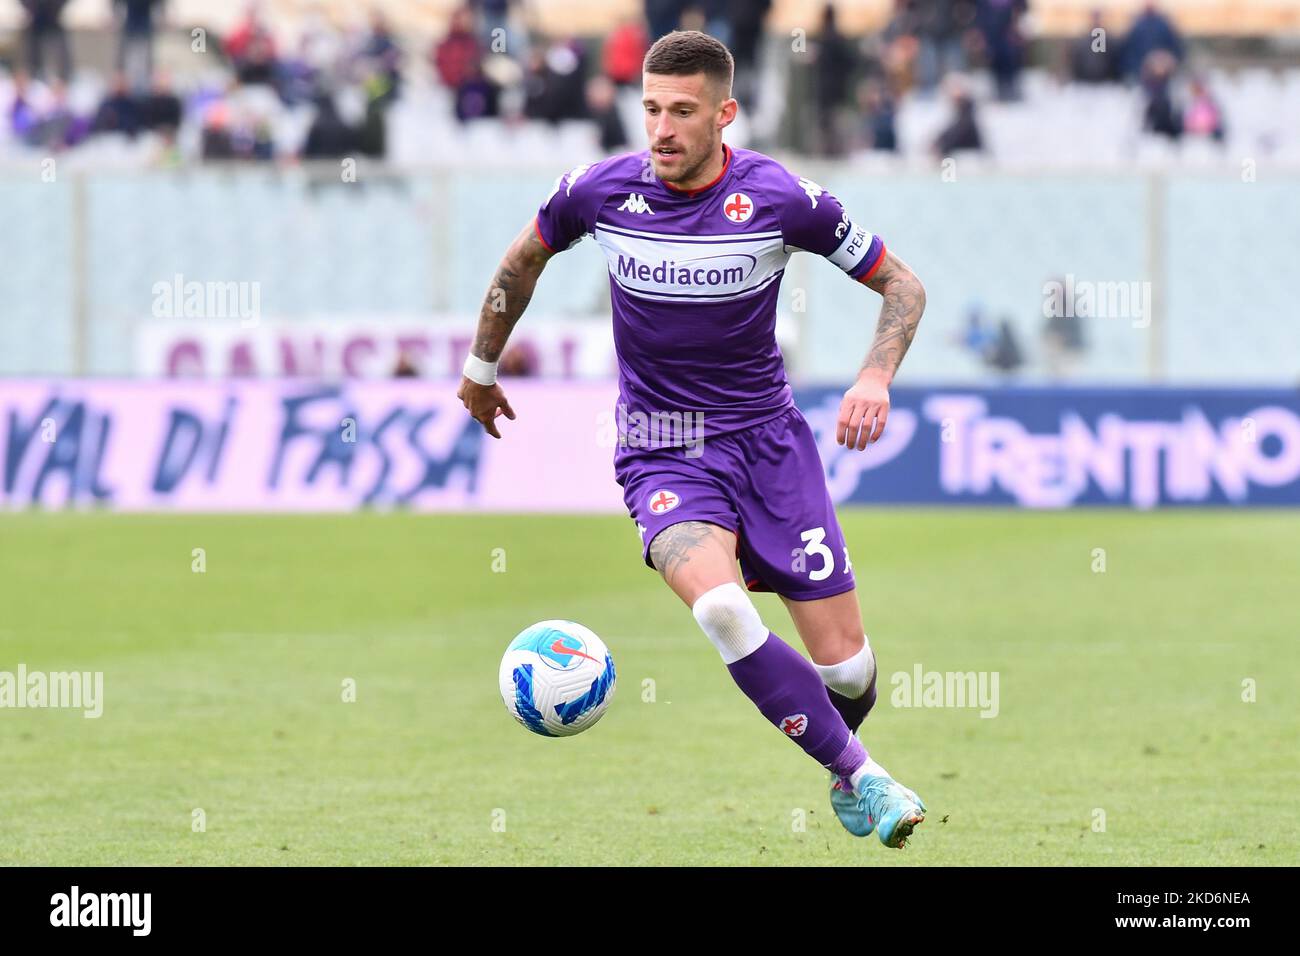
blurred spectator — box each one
[524,39,588,123]
[686,0,727,48]
[357,74,390,157]
[456,60,500,122]
[200,103,236,159]
[679,6,707,33]
[975,0,1027,101]
[812,3,857,157]
[645,0,688,40]
[197,96,274,161]
[858,78,897,152]
[1141,49,1181,140]
[90,72,143,138]
[276,35,322,106]
[1183,76,1225,142]
[249,118,274,160]
[471,0,514,47]
[728,0,772,108]
[225,5,279,86]
[987,318,1024,375]
[522,48,556,120]
[587,76,627,152]
[499,342,539,377]
[21,0,72,83]
[277,8,343,105]
[303,93,354,158]
[954,305,997,358]
[356,10,403,104]
[1042,277,1087,380]
[115,0,165,92]
[916,0,975,92]
[433,6,482,91]
[603,16,649,88]
[9,72,40,141]
[28,78,88,150]
[1070,9,1121,84]
[881,0,923,97]
[140,69,182,134]
[932,77,982,154]
[1122,2,1183,81]
[393,351,421,377]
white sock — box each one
[690,583,769,664]
[849,755,892,791]
[813,636,875,698]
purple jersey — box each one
[534,145,886,441]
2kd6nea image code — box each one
[49,887,151,937]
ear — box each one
[717,97,738,132]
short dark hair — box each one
[643,30,734,95]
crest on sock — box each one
[780,713,808,737]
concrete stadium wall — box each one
[0,165,1295,386]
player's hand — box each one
[836,371,890,451]
[457,376,516,440]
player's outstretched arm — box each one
[457,220,556,439]
[836,250,926,451]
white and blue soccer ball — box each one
[499,620,616,737]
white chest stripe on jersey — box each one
[593,222,790,303]
[596,222,783,243]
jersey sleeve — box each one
[534,162,601,253]
[775,173,887,283]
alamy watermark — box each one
[0,664,103,718]
[152,273,261,328]
[50,886,150,935]
[891,664,999,718]
[596,402,705,458]
[1042,274,1151,329]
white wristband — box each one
[462,353,498,386]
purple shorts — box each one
[613,404,857,601]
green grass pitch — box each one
[0,509,1296,866]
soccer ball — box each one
[499,620,616,737]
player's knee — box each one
[817,634,877,700]
[691,582,769,664]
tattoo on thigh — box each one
[648,520,718,583]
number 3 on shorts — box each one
[799,526,834,582]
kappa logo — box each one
[619,193,655,215]
[647,489,681,514]
[798,177,824,209]
[780,713,808,737]
[542,163,593,208]
[722,192,754,224]
[565,163,593,196]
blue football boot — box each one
[831,772,926,847]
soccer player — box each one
[458,31,928,848]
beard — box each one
[653,138,720,185]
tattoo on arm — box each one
[470,223,554,362]
[862,251,926,379]
[648,520,724,588]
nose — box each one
[653,112,674,142]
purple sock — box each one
[726,632,866,778]
[827,673,878,735]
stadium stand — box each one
[1,1,1297,385]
